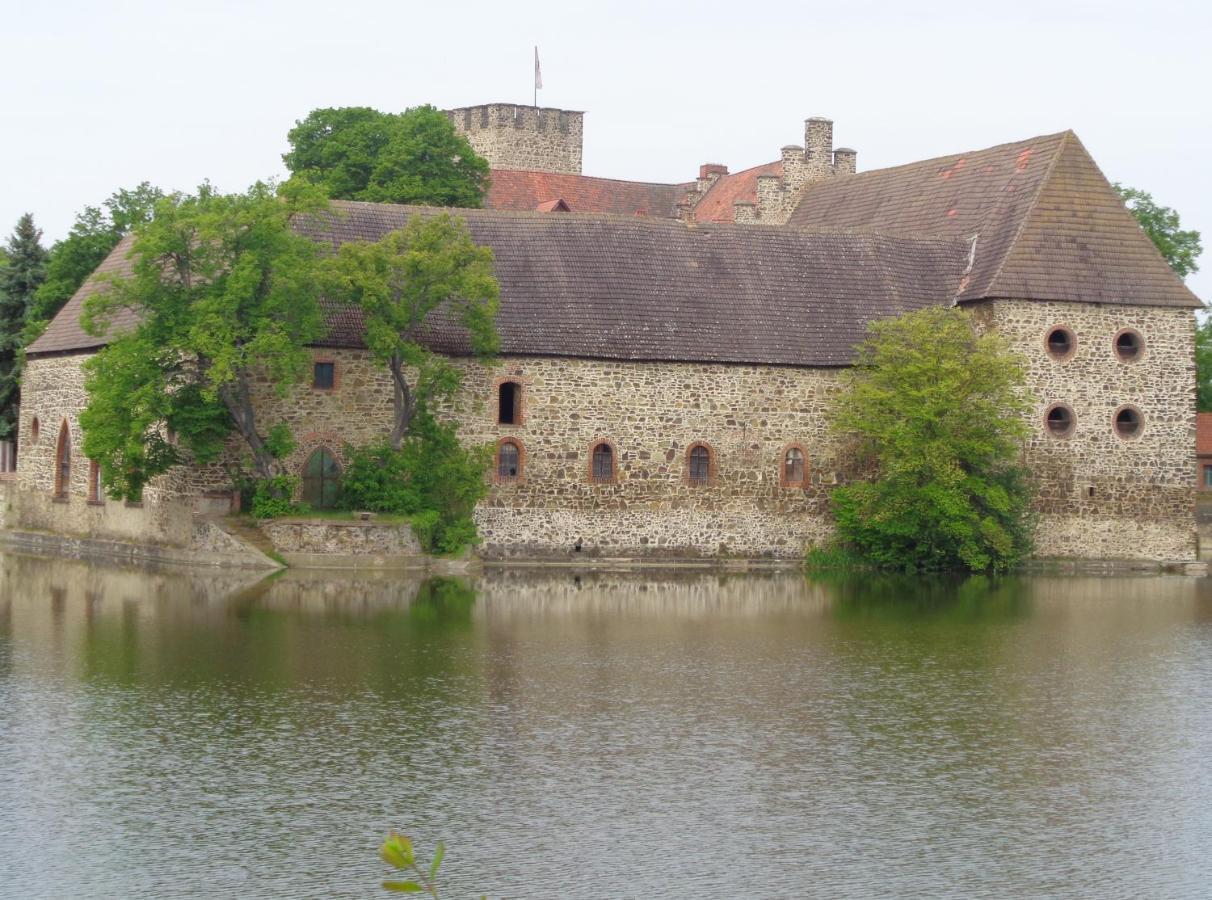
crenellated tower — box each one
[445,103,584,175]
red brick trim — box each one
[588,438,618,484]
[684,441,716,487]
[1043,324,1077,362]
[493,376,526,426]
[311,357,339,392]
[494,437,526,485]
[1112,327,1145,363]
[1043,403,1076,439]
[1112,403,1145,440]
[779,442,810,488]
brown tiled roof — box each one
[787,131,1200,309]
[1198,413,1212,456]
[691,160,782,223]
[485,169,691,218]
[30,202,968,366]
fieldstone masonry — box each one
[14,297,1198,562]
[446,104,584,175]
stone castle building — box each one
[9,105,1203,562]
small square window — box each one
[313,362,335,390]
[1204,467,1212,489]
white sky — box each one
[5,0,1210,302]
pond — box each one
[1,552,1211,898]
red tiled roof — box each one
[692,160,782,223]
[486,169,691,218]
[1198,413,1212,456]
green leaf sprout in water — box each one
[381,832,444,897]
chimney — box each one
[805,117,834,178]
[698,163,728,194]
[833,147,857,175]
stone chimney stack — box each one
[833,147,857,176]
[805,117,834,178]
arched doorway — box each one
[302,448,341,509]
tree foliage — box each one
[30,183,163,330]
[80,181,329,500]
[1197,318,1212,413]
[827,306,1034,573]
[283,105,490,207]
[1115,184,1202,280]
[326,212,499,449]
[0,213,49,438]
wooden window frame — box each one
[495,378,525,426]
[588,439,618,485]
[311,359,338,392]
[780,443,810,488]
[53,419,71,500]
[494,438,525,484]
[684,441,716,487]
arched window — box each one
[30,416,40,443]
[54,420,71,498]
[687,443,712,486]
[590,442,615,484]
[782,446,807,486]
[87,460,104,503]
[498,380,522,425]
[497,440,522,482]
[301,447,341,509]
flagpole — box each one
[534,46,538,107]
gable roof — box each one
[29,202,968,366]
[691,160,783,223]
[787,131,1200,309]
[485,169,691,218]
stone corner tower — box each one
[445,103,584,175]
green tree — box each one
[326,213,499,449]
[79,181,328,500]
[284,105,490,207]
[1197,319,1212,413]
[0,213,49,438]
[1114,184,1202,279]
[827,306,1034,573]
[29,183,163,330]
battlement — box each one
[446,103,584,174]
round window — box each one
[1045,326,1075,361]
[1045,404,1075,438]
[1113,405,1143,439]
[1114,329,1143,362]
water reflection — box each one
[2,553,1211,898]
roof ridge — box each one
[977,130,1074,298]
[491,168,693,190]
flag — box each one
[534,46,542,91]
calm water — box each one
[2,554,1211,898]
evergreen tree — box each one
[0,214,49,438]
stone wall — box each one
[262,520,422,556]
[446,104,583,175]
[14,296,1199,562]
[971,299,1197,560]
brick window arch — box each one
[54,420,71,499]
[1044,325,1076,361]
[1113,404,1144,440]
[495,438,524,483]
[497,379,523,425]
[1113,328,1144,362]
[685,442,715,486]
[301,447,342,508]
[589,440,617,484]
[1044,403,1076,438]
[781,443,809,487]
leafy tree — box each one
[827,306,1034,573]
[1198,318,1212,413]
[0,213,49,438]
[326,212,499,449]
[284,105,490,207]
[1114,184,1202,279]
[80,181,328,500]
[30,183,163,329]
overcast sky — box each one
[5,0,1210,302]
